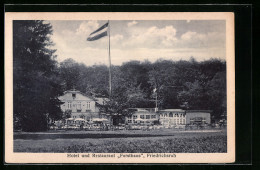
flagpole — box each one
[155,90,158,112]
[108,20,112,98]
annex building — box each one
[126,108,212,127]
[185,110,211,125]
[125,108,159,125]
[158,109,186,127]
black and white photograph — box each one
[5,12,235,163]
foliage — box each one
[97,98,134,125]
[13,20,63,131]
[59,58,81,91]
[63,110,72,119]
[58,57,226,119]
[13,20,226,131]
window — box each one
[169,113,173,117]
[140,115,144,119]
[67,102,72,109]
[72,93,76,98]
[133,115,137,119]
[128,120,132,123]
[77,102,81,112]
[146,115,150,119]
[77,102,81,109]
[86,102,90,109]
[151,115,156,119]
[194,117,203,122]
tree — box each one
[97,98,135,126]
[13,20,63,131]
[56,57,226,122]
[176,59,226,118]
[63,109,72,119]
[59,60,110,96]
[148,60,181,109]
[59,58,81,90]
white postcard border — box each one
[5,12,235,164]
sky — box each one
[48,20,226,66]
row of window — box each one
[71,116,93,121]
[128,115,157,120]
[128,119,186,124]
[128,120,152,124]
[161,118,186,123]
[160,113,185,117]
[66,102,91,109]
[190,117,206,122]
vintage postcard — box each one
[5,12,235,164]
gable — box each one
[59,91,95,101]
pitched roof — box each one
[186,110,212,113]
[159,109,185,112]
[95,97,109,105]
[128,108,156,113]
[61,89,97,101]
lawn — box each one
[13,130,227,153]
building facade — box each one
[125,108,159,125]
[58,90,107,122]
[185,110,211,125]
[125,108,212,127]
[158,109,186,127]
[58,90,212,127]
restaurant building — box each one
[185,110,211,125]
[125,108,212,127]
[158,109,186,127]
[125,108,159,125]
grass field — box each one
[14,130,227,153]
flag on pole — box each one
[87,22,109,41]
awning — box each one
[134,118,144,121]
[92,118,109,122]
[65,118,74,121]
[74,118,85,121]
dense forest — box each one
[13,20,226,131]
[59,58,226,119]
